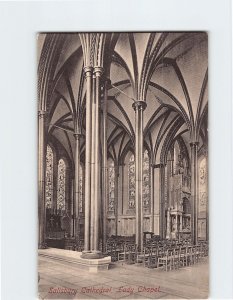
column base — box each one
[39,248,111,273]
[81,250,104,259]
[38,242,48,249]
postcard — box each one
[38,32,208,300]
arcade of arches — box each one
[38,32,208,256]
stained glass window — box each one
[143,150,150,207]
[45,145,53,209]
[128,151,150,209]
[57,159,66,211]
[128,154,135,208]
[79,165,84,213]
[108,159,115,212]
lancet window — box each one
[57,159,66,211]
[45,145,53,209]
[108,159,115,212]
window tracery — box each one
[108,159,115,212]
[143,150,150,207]
[128,151,150,209]
[45,145,53,209]
[128,154,135,208]
[79,165,84,213]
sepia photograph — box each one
[38,32,208,300]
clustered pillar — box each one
[82,66,104,258]
[101,79,109,253]
[74,133,81,244]
[83,66,93,252]
[132,100,147,253]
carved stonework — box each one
[173,175,182,189]
[199,192,206,206]
[199,165,206,185]
[38,110,46,119]
[178,198,183,210]
[132,100,147,111]
[198,157,207,216]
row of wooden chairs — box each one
[145,238,192,248]
[142,244,208,270]
[105,236,136,262]
[158,246,201,271]
[102,236,208,269]
[116,242,208,269]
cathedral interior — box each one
[38,32,208,299]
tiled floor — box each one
[38,255,208,300]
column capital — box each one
[73,132,82,140]
[132,100,147,111]
[154,163,165,169]
[38,110,46,119]
[83,66,93,77]
[93,66,104,77]
[190,141,199,148]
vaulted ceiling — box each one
[38,32,208,168]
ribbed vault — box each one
[38,32,208,168]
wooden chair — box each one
[193,245,200,264]
[179,246,187,267]
[172,248,180,270]
[187,246,194,265]
[158,249,173,271]
[145,246,157,268]
[123,244,134,264]
[136,246,149,265]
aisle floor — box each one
[38,254,208,300]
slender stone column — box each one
[166,208,171,239]
[132,100,147,252]
[74,133,81,243]
[38,110,47,248]
[160,164,165,239]
[71,179,74,237]
[153,165,161,235]
[166,162,170,208]
[171,159,174,176]
[175,214,178,233]
[168,157,174,209]
[93,66,104,252]
[83,66,93,251]
[90,73,96,251]
[190,142,198,245]
[115,165,119,236]
[150,164,155,232]
[102,79,109,253]
[180,214,183,231]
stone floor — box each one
[38,254,208,300]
